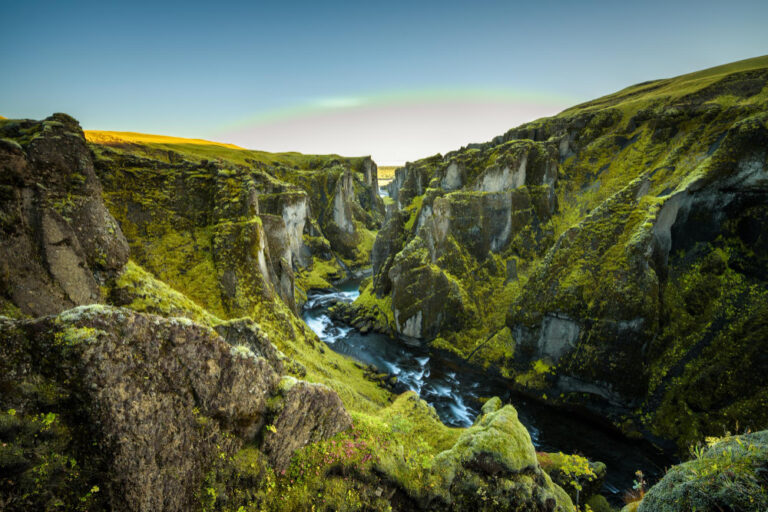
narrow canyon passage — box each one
[301,278,675,504]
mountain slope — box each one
[342,55,768,451]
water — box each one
[301,279,676,503]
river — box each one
[301,279,676,504]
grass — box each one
[559,54,768,119]
[377,166,398,180]
[296,256,344,290]
[85,130,354,169]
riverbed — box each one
[301,278,676,504]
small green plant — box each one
[623,469,646,505]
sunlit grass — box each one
[85,129,353,169]
[85,130,244,149]
[377,166,397,180]
[560,54,768,119]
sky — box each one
[1,1,767,165]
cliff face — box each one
[0,114,129,317]
[348,56,768,450]
[0,116,364,511]
[87,134,384,317]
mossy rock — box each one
[424,401,574,511]
[638,430,768,512]
[537,451,607,505]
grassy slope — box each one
[356,55,768,450]
[501,54,768,238]
[559,55,768,117]
[85,129,354,167]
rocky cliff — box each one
[86,131,384,312]
[342,55,768,452]
[0,114,578,511]
[0,114,129,317]
[0,115,367,511]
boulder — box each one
[425,398,573,511]
[638,430,768,512]
[261,376,353,471]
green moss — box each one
[537,451,603,504]
[586,495,615,512]
[53,326,105,349]
[515,358,556,389]
[433,404,538,479]
[296,256,344,291]
[112,260,222,326]
[403,194,424,231]
[639,430,768,512]
[0,299,26,319]
[644,239,768,450]
[0,351,107,511]
[348,281,397,331]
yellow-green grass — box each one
[377,166,397,180]
[85,130,351,169]
[559,54,768,119]
[296,256,344,290]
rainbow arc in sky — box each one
[215,89,574,166]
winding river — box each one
[302,279,675,504]
[301,179,674,504]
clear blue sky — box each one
[2,0,766,164]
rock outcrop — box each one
[262,376,353,471]
[638,430,768,512]
[0,114,129,317]
[424,397,573,511]
[0,306,353,512]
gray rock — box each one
[0,306,280,512]
[0,114,129,317]
[262,377,352,471]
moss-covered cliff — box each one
[0,114,580,511]
[86,130,384,304]
[344,55,768,452]
[3,55,768,511]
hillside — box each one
[339,55,768,452]
[1,56,767,512]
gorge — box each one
[1,55,768,512]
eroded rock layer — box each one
[344,55,768,451]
